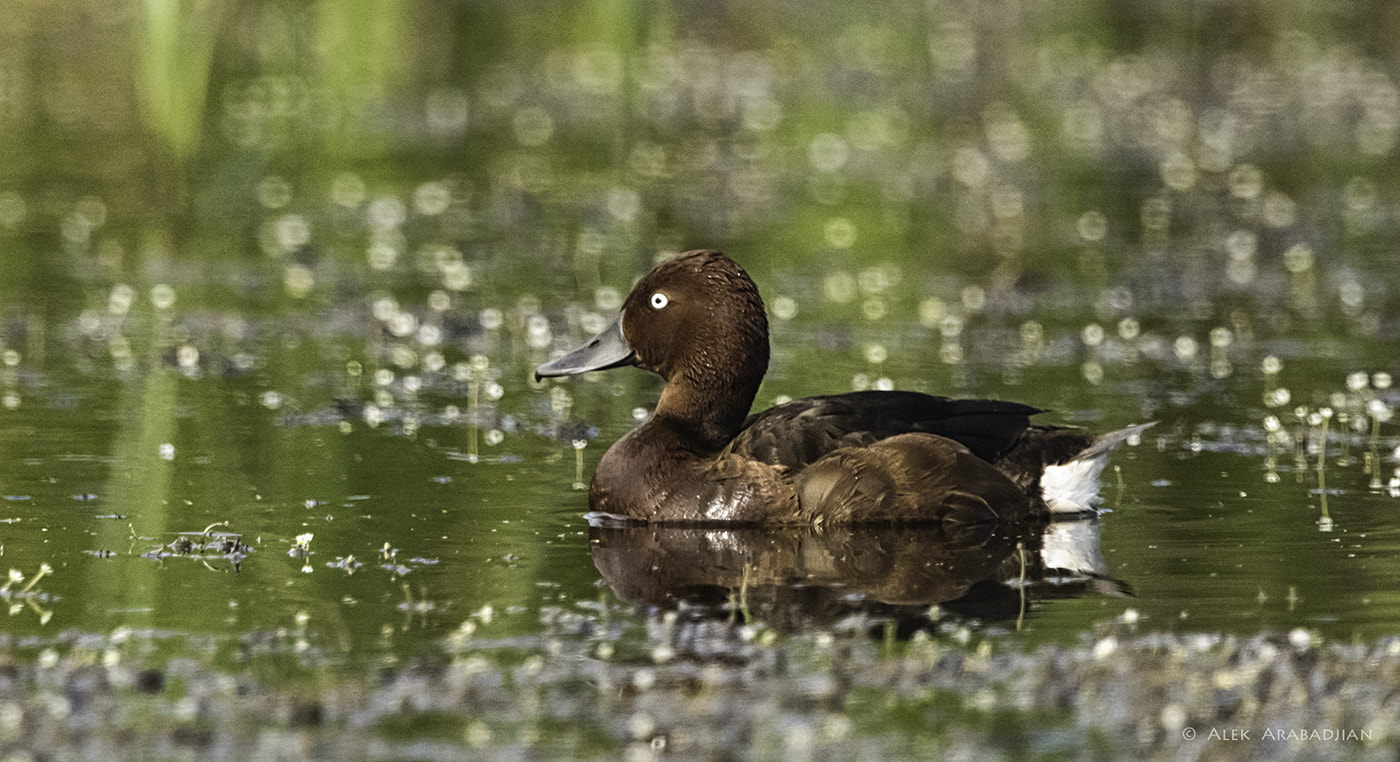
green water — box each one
[2,0,1400,757]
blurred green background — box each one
[6,0,1399,291]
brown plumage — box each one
[537,250,1150,525]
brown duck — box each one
[537,250,1151,525]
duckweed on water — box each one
[0,615,1396,760]
[4,0,1400,757]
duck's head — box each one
[537,250,770,446]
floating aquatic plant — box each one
[2,563,54,624]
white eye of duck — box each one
[650,292,668,309]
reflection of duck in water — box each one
[589,513,1131,634]
[539,249,1152,525]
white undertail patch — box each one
[1040,422,1155,514]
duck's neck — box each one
[651,373,762,453]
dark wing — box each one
[724,390,1043,470]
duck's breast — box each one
[591,426,800,523]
